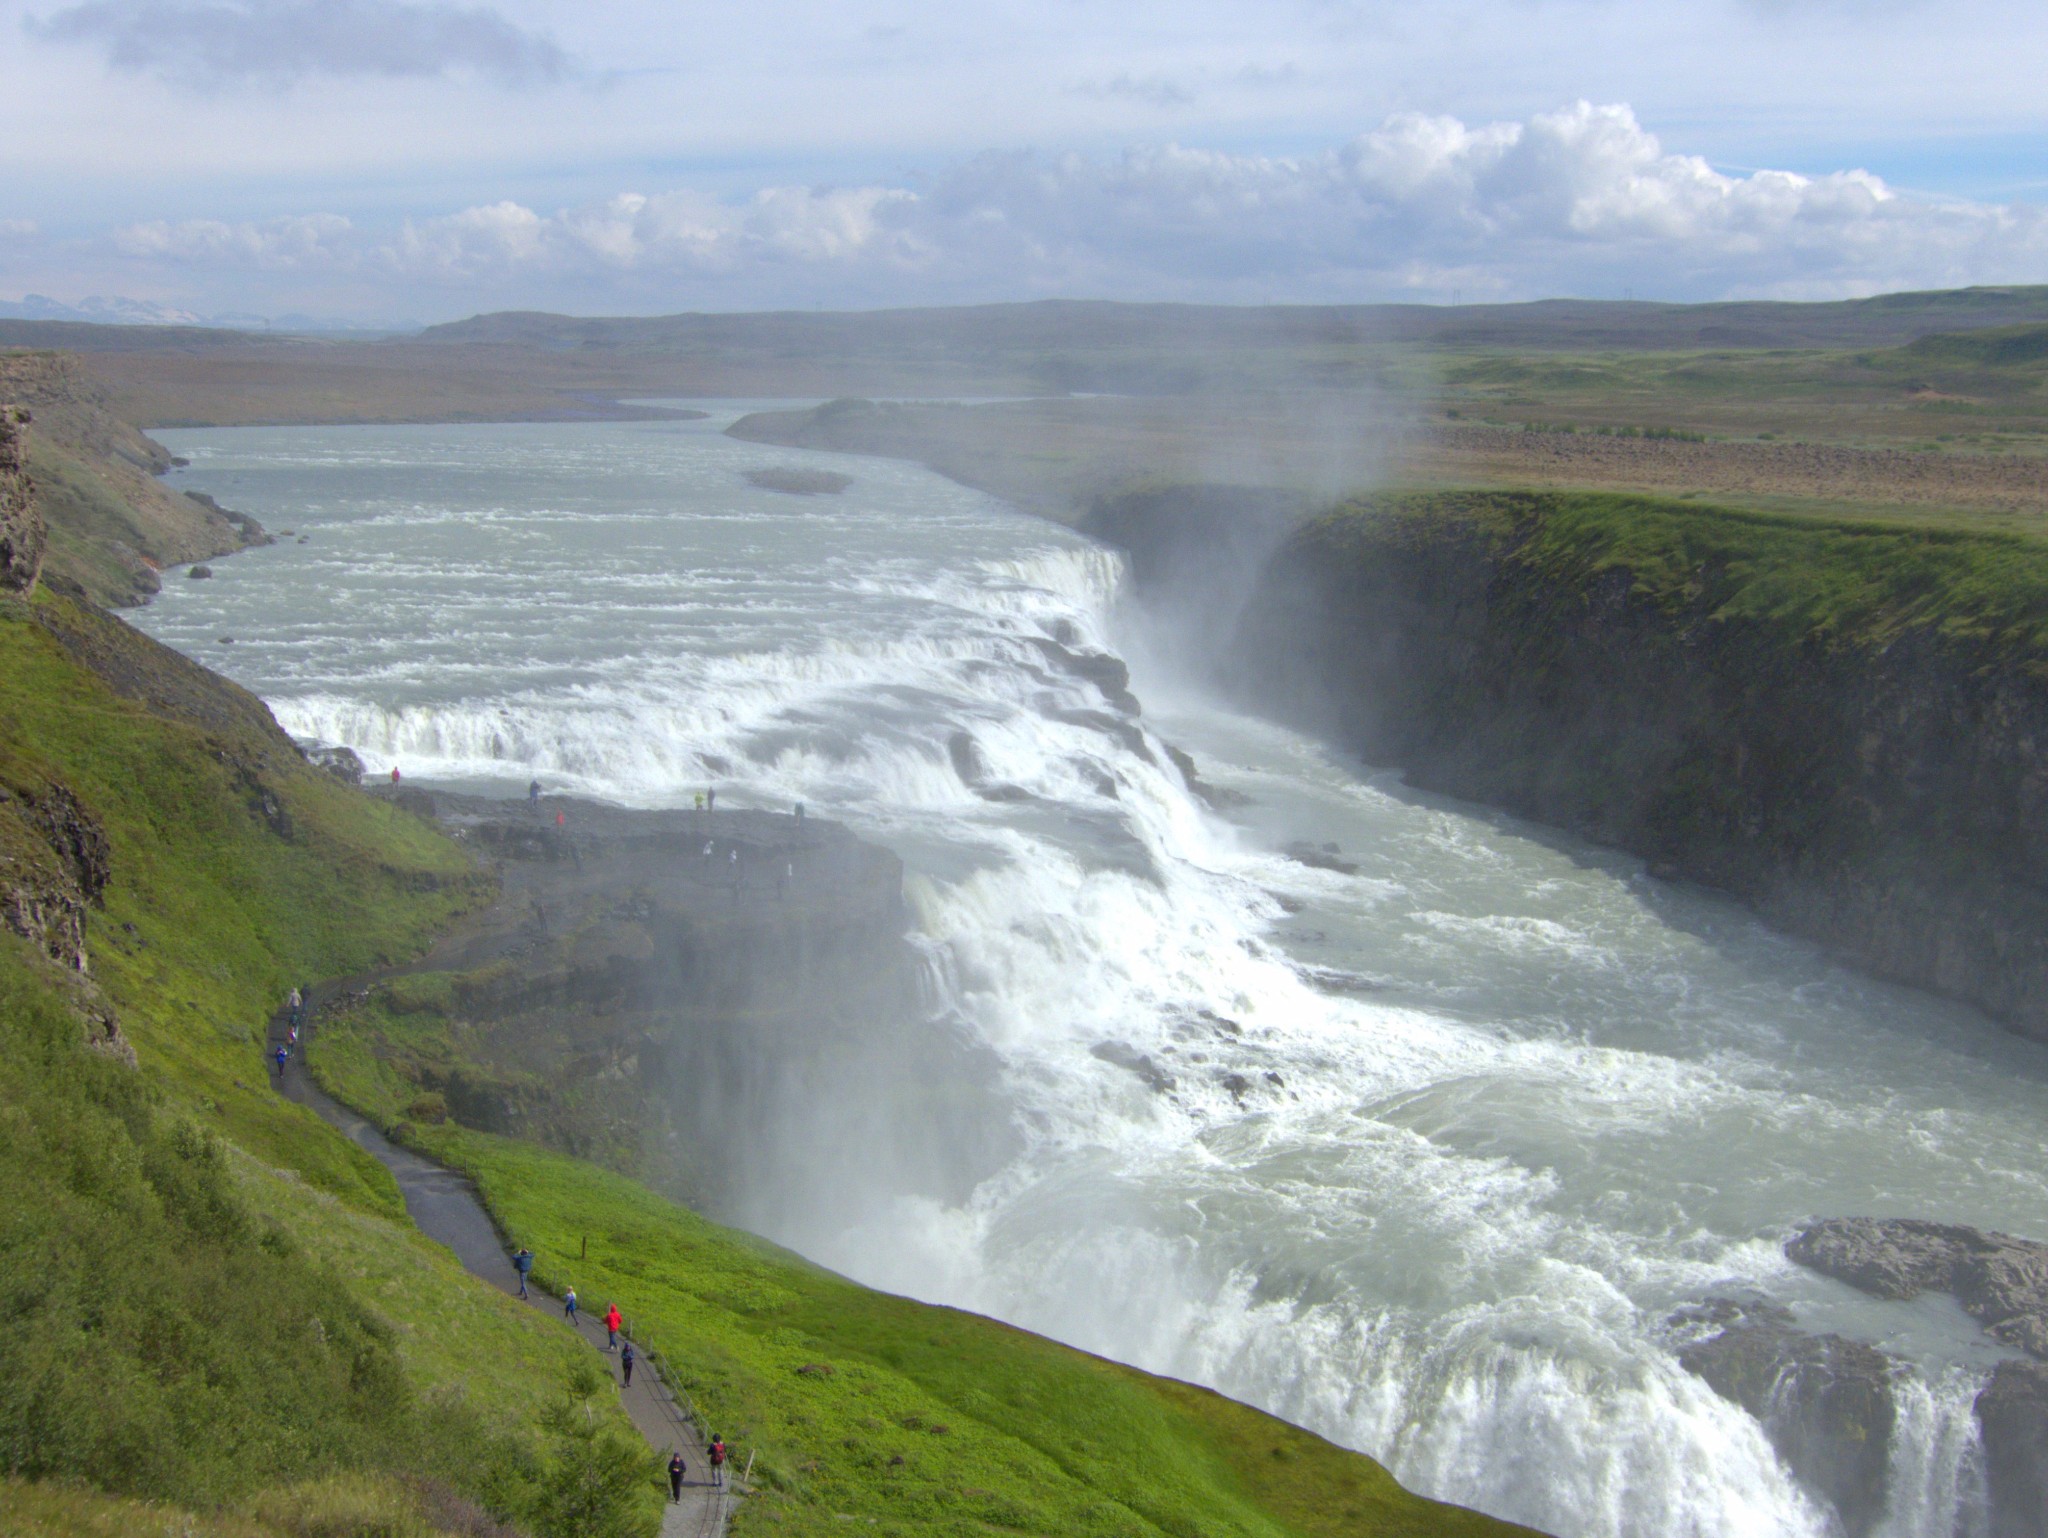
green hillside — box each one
[0,587,664,1535]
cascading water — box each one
[131,409,2047,1538]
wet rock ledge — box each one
[1680,1216,2048,1538]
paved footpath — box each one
[269,999,730,1538]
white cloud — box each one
[378,185,928,281]
[41,104,2048,315]
[27,0,571,86]
[112,212,352,265]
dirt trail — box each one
[267,995,731,1538]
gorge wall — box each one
[1089,486,2048,1040]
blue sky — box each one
[0,0,2043,323]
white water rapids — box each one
[133,410,2048,1538]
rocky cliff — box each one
[0,405,43,593]
[1089,486,2048,1040]
[0,349,266,604]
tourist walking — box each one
[604,1303,622,1350]
[274,1043,288,1079]
[708,1435,727,1488]
[563,1285,578,1322]
[513,1246,534,1300]
[620,1339,635,1387]
[529,777,541,806]
[669,1451,686,1502]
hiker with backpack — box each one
[707,1435,727,1488]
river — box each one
[131,408,2048,1538]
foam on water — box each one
[132,413,2048,1538]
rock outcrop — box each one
[1673,1298,1896,1538]
[1787,1217,2048,1538]
[0,405,43,594]
[0,766,111,972]
[1788,1217,2048,1358]
[0,350,267,605]
[1975,1361,2048,1538]
[329,792,1011,1221]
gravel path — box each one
[269,998,731,1538]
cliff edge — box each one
[1092,486,2048,1040]
[0,349,267,604]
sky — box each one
[0,0,2045,324]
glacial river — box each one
[134,409,2048,1538]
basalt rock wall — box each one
[1087,486,2048,1039]
[0,405,43,593]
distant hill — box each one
[420,286,2048,356]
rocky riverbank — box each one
[0,350,268,605]
[1086,484,2048,1041]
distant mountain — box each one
[0,293,409,333]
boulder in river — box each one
[1787,1217,2048,1359]
[1787,1217,2048,1538]
[1672,1297,1897,1538]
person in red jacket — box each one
[604,1303,622,1351]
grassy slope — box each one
[0,590,481,1211]
[1309,488,2048,656]
[313,998,1532,1538]
[434,1129,1534,1538]
[0,591,658,1534]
